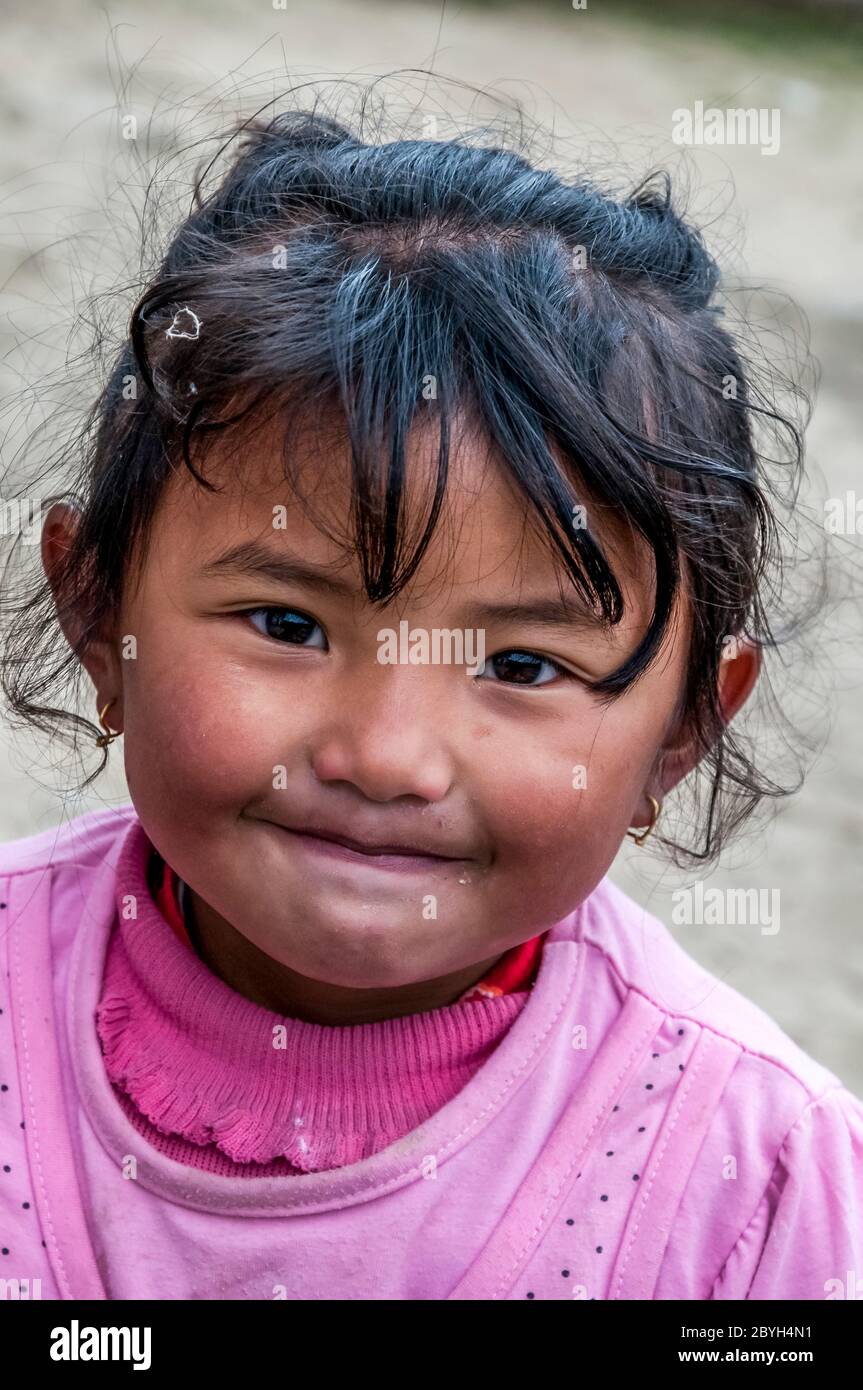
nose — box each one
[310,665,456,803]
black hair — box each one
[0,87,822,867]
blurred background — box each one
[1,0,861,1089]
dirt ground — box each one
[1,0,861,1091]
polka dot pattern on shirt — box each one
[0,894,49,1288]
[520,1018,693,1299]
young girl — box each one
[0,106,860,1303]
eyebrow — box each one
[199,540,605,630]
[199,541,357,600]
[460,597,604,631]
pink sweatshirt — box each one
[1,802,862,1301]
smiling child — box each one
[0,107,860,1301]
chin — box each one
[263,916,444,990]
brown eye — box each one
[244,608,327,648]
[478,649,567,686]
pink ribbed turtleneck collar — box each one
[95,820,531,1172]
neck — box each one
[183,887,504,1025]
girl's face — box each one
[48,413,757,1018]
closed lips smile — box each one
[304,831,453,858]
[262,821,469,873]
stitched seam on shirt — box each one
[580,934,830,1104]
[709,1085,850,1300]
[0,806,137,881]
[6,874,71,1298]
[610,1026,716,1299]
[487,1007,661,1299]
[0,810,138,960]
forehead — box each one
[147,406,663,631]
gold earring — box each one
[95,698,121,748]
[626,794,661,846]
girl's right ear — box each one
[41,502,116,694]
[41,501,80,617]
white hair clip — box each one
[165,306,202,341]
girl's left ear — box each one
[716,635,762,725]
[657,636,762,796]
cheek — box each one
[489,709,654,843]
[480,714,661,909]
[488,763,622,875]
[121,642,285,812]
